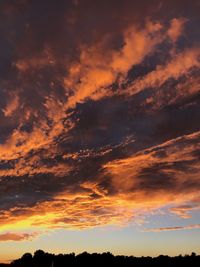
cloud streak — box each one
[0,232,38,242]
[145,224,200,232]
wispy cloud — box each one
[0,232,38,241]
[145,224,200,232]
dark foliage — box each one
[7,250,200,267]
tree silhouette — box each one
[9,250,200,267]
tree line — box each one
[2,250,199,267]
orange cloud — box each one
[2,93,19,117]
[0,105,74,161]
[0,14,199,237]
[167,18,187,43]
[104,130,200,191]
[0,232,38,241]
[110,21,163,73]
[127,47,200,96]
[101,130,200,221]
[15,47,55,72]
[65,21,164,109]
[0,20,164,164]
[170,204,200,219]
[0,18,188,163]
[0,181,137,231]
[0,125,50,160]
[0,131,199,232]
[0,158,72,178]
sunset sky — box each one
[0,0,200,263]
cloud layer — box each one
[0,0,200,236]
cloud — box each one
[2,93,19,117]
[0,131,199,231]
[126,47,200,96]
[145,224,200,232]
[170,201,200,218]
[0,232,38,241]
[101,130,200,221]
[167,18,188,43]
[0,19,164,162]
[0,183,136,230]
[65,20,164,109]
[104,130,200,191]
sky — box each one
[0,0,200,263]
